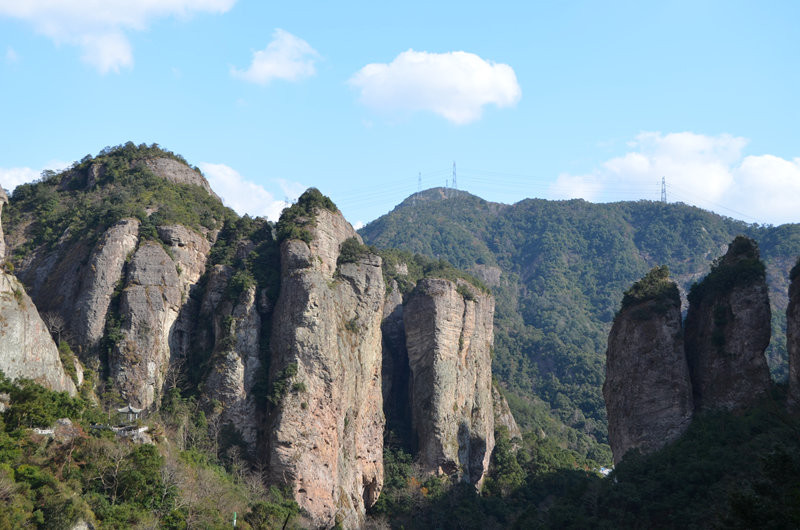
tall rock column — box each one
[603,266,693,465]
[267,208,385,529]
[201,265,264,451]
[111,242,183,409]
[684,236,772,412]
[0,186,7,261]
[787,260,800,411]
[404,278,495,486]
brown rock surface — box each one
[0,270,76,395]
[72,219,140,351]
[111,242,183,409]
[404,278,495,486]
[0,186,7,261]
[603,269,693,464]
[492,384,521,441]
[267,208,385,529]
[136,157,221,200]
[684,237,772,412]
[202,267,264,450]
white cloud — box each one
[0,160,70,194]
[349,49,521,124]
[0,0,236,73]
[199,162,305,222]
[231,29,318,85]
[352,221,364,230]
[5,46,18,62]
[551,132,800,225]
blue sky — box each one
[1,1,798,226]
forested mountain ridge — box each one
[360,187,800,456]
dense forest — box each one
[361,188,800,461]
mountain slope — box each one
[361,188,800,449]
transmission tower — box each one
[661,176,667,203]
[418,171,422,193]
[452,161,457,190]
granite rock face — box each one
[72,219,140,352]
[492,384,521,441]
[787,263,800,411]
[404,278,495,486]
[111,242,183,409]
[267,208,385,529]
[201,266,264,450]
[603,269,693,464]
[684,237,772,412]
[0,186,7,261]
[136,157,221,200]
[0,271,76,395]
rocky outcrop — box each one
[109,224,212,409]
[0,186,7,261]
[404,278,495,486]
[603,267,693,464]
[787,261,800,411]
[492,384,521,441]
[72,219,140,352]
[0,271,76,395]
[111,242,183,409]
[684,237,772,412]
[267,208,385,529]
[136,157,220,200]
[201,267,264,450]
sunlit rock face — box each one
[404,278,496,486]
[266,208,385,529]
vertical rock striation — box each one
[0,186,7,261]
[0,188,76,395]
[267,208,385,529]
[787,260,800,411]
[111,242,183,409]
[492,384,521,441]
[0,264,77,395]
[201,265,264,450]
[603,266,693,465]
[684,237,772,412]
[72,219,140,353]
[404,278,495,486]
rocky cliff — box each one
[404,278,496,486]
[0,270,78,395]
[787,261,800,410]
[0,149,513,528]
[72,219,140,353]
[603,266,693,464]
[0,186,7,261]
[684,236,772,412]
[0,184,77,395]
[267,208,385,529]
[136,157,220,201]
[200,265,265,451]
